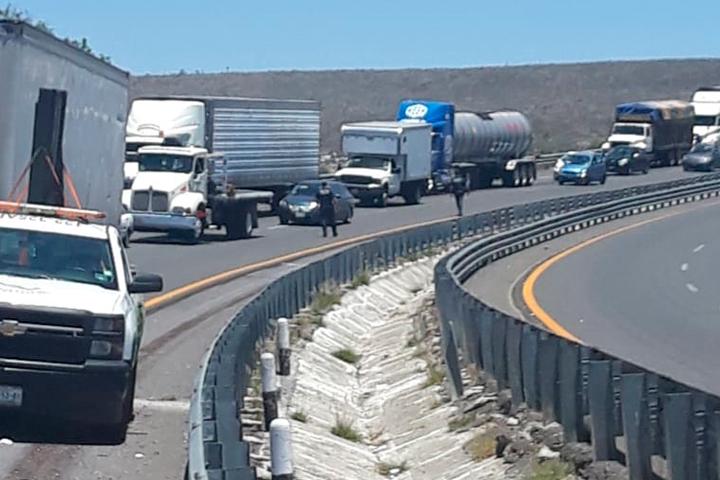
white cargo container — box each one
[0,21,128,225]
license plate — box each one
[0,385,22,407]
[295,212,306,218]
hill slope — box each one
[131,60,720,153]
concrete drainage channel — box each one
[242,257,608,480]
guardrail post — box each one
[277,318,291,376]
[270,418,294,480]
[479,307,494,380]
[693,394,710,480]
[621,373,651,480]
[539,332,559,422]
[492,312,508,390]
[559,341,584,442]
[521,325,540,410]
[261,353,279,431]
[506,318,524,409]
[664,392,693,480]
[588,360,619,461]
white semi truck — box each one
[123,96,321,242]
[334,121,432,206]
[690,86,720,143]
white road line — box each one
[267,225,288,230]
[686,283,699,293]
[134,398,190,413]
[681,263,689,272]
[693,244,705,253]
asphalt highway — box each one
[129,167,695,293]
[528,198,720,395]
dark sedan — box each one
[682,143,720,172]
[278,180,355,225]
[604,145,650,175]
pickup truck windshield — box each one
[139,154,193,173]
[290,183,321,196]
[691,143,713,153]
[0,228,117,289]
[606,147,635,160]
[612,125,645,135]
[347,157,390,170]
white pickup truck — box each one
[0,202,163,444]
[334,121,432,207]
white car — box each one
[0,202,163,444]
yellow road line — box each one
[522,202,720,343]
[145,214,457,312]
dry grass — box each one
[350,271,370,289]
[290,411,308,423]
[529,459,573,480]
[331,417,362,443]
[448,414,474,432]
[424,365,445,388]
[464,429,497,462]
[310,288,342,316]
[332,348,361,364]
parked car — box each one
[278,180,355,225]
[604,145,650,175]
[681,142,720,171]
[554,151,606,185]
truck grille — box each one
[0,307,94,365]
[338,175,374,185]
[132,190,169,212]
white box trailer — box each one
[0,21,128,225]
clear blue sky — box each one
[11,0,720,74]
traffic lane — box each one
[129,166,694,293]
[531,199,720,395]
[0,260,304,479]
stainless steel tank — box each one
[453,111,533,161]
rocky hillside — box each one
[131,59,720,154]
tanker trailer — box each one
[396,100,536,189]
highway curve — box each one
[527,198,720,396]
[130,167,694,293]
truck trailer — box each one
[603,100,694,167]
[0,20,128,223]
[334,121,432,206]
[395,100,536,190]
[124,96,320,242]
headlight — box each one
[580,170,588,178]
[308,201,319,210]
[171,206,192,215]
[632,153,640,158]
[369,183,382,189]
[602,142,611,150]
[554,160,564,172]
[618,158,629,167]
[279,200,288,208]
[94,317,124,333]
[505,160,518,171]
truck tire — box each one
[529,164,537,185]
[226,211,253,239]
[183,216,204,244]
[474,170,493,189]
[402,183,422,205]
[375,190,388,208]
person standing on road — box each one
[451,173,468,216]
[316,181,338,237]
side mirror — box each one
[129,273,164,294]
[392,168,401,174]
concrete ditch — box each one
[242,256,625,479]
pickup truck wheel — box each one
[376,191,388,208]
[402,184,422,205]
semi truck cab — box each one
[603,123,652,151]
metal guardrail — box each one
[187,171,720,480]
[437,173,720,480]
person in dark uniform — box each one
[316,181,338,237]
[451,173,468,216]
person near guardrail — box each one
[451,173,468,216]
[316,181,338,237]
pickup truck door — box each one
[388,160,402,195]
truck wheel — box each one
[530,164,537,185]
[226,211,253,239]
[184,217,204,244]
[376,191,388,208]
[402,184,422,205]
